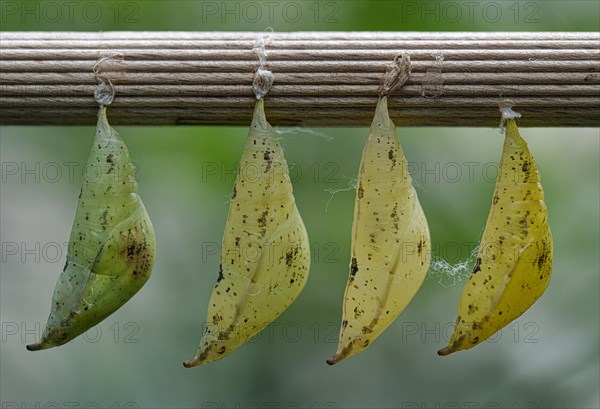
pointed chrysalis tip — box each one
[437,346,452,356]
[371,97,394,130]
[183,355,207,368]
[182,359,198,368]
[26,342,43,351]
[326,352,345,366]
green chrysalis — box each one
[27,106,156,351]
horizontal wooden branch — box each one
[1,31,599,127]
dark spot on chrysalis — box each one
[521,161,531,183]
[263,150,272,172]
[285,246,298,268]
[417,240,423,255]
[257,210,269,228]
[467,304,478,315]
[357,183,364,199]
[492,194,499,205]
[536,239,550,270]
[519,210,530,230]
[100,209,109,230]
[390,203,398,222]
[388,148,396,168]
[216,263,224,284]
[106,154,116,174]
[472,257,482,275]
[231,185,237,199]
[127,244,136,260]
[350,257,358,277]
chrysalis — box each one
[327,53,431,365]
[183,99,310,367]
[27,95,156,350]
[438,114,553,356]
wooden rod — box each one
[1,31,598,127]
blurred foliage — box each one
[1,1,599,409]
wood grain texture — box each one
[1,31,599,126]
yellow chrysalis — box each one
[438,117,553,356]
[27,107,156,351]
[184,99,310,367]
[327,95,431,365]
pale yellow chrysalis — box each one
[27,107,156,351]
[327,96,431,365]
[438,118,553,356]
[184,99,310,367]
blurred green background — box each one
[1,1,599,408]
